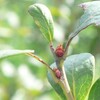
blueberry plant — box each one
[1,1,100,100]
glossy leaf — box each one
[88,78,100,100]
[47,53,95,100]
[70,1,100,39]
[28,3,54,42]
[0,50,34,59]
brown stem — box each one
[27,53,61,88]
[26,52,53,71]
[49,43,56,59]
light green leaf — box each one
[70,1,100,39]
[28,3,54,42]
[94,65,100,82]
[0,50,34,59]
[88,78,100,100]
[47,53,95,100]
[48,73,67,100]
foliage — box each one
[88,78,100,100]
[0,0,100,100]
[28,4,54,42]
[48,53,95,100]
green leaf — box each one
[88,78,100,100]
[28,3,54,42]
[94,66,100,82]
[0,50,34,59]
[70,1,100,39]
[47,53,95,100]
[48,73,67,100]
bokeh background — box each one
[0,0,100,100]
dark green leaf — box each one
[47,53,95,100]
[88,78,100,100]
[28,3,54,42]
[70,1,100,38]
[0,50,34,59]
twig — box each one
[49,43,56,59]
[26,52,60,86]
[26,52,53,71]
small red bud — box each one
[53,68,61,79]
[55,45,64,57]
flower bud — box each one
[53,68,61,79]
[55,45,64,57]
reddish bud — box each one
[55,45,64,57]
[53,68,61,79]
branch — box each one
[27,52,61,87]
[49,43,56,59]
[26,52,53,71]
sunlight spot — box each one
[75,68,78,72]
[1,61,16,77]
[6,11,20,28]
[0,27,12,38]
[11,89,25,100]
[66,0,74,5]
[37,95,52,100]
[60,5,71,17]
[18,64,43,90]
[54,23,65,42]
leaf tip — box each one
[28,4,35,15]
[78,3,88,10]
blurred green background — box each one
[0,0,100,100]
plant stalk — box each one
[50,43,56,59]
[49,41,74,100]
[26,53,53,71]
[54,57,74,99]
[61,66,74,100]
[27,52,61,86]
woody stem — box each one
[50,43,56,59]
[49,42,74,100]
[26,52,53,71]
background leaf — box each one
[88,78,100,100]
[28,3,54,42]
[48,53,95,100]
[70,1,100,38]
[0,50,34,59]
